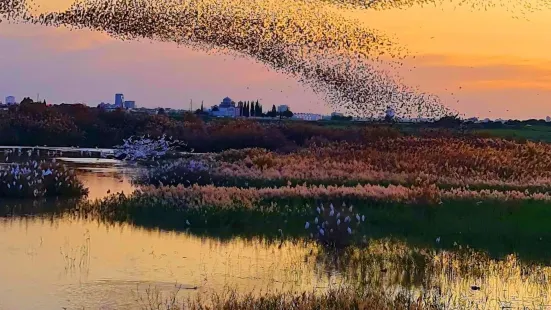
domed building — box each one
[212,97,239,118]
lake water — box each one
[0,148,550,309]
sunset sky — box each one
[0,0,550,119]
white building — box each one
[277,105,289,113]
[211,97,240,118]
[385,106,395,119]
[292,113,324,121]
[5,96,16,105]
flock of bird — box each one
[305,202,366,246]
[0,158,81,197]
[1,0,551,118]
[114,134,183,161]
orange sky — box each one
[1,0,550,119]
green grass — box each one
[476,125,551,143]
[77,194,551,262]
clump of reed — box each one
[0,159,88,198]
[138,285,451,310]
[133,158,215,187]
[133,183,551,210]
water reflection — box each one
[1,214,550,309]
[0,216,328,309]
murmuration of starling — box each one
[1,0,550,118]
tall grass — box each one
[0,160,88,198]
[133,139,551,193]
[138,287,447,310]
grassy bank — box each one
[79,188,551,262]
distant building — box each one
[385,106,395,120]
[124,101,136,109]
[546,116,551,122]
[292,113,324,121]
[98,102,120,111]
[5,96,16,105]
[115,93,125,108]
[211,97,239,118]
[277,105,289,113]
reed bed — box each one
[136,138,551,192]
[133,183,551,208]
[0,160,88,198]
[140,287,447,310]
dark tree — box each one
[243,102,248,117]
[256,100,262,115]
[20,97,34,105]
[254,101,259,116]
[200,102,204,112]
[281,109,294,118]
[267,105,277,117]
[157,108,166,115]
[237,101,243,116]
[212,105,219,112]
[250,102,255,117]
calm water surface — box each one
[0,148,550,309]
